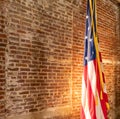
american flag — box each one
[81,0,109,119]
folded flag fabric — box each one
[81,0,109,119]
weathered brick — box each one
[0,0,119,119]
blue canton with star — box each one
[84,0,96,66]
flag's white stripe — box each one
[81,76,91,119]
[88,61,96,96]
[88,61,105,119]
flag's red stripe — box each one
[84,63,97,119]
[98,51,109,105]
[87,76,97,119]
[84,65,88,86]
[93,59,108,119]
[81,105,86,119]
[100,99,108,119]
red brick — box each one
[0,0,119,119]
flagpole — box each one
[89,0,104,98]
[89,0,110,110]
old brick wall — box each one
[5,0,73,119]
[0,1,7,118]
[0,0,119,119]
[114,4,120,119]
